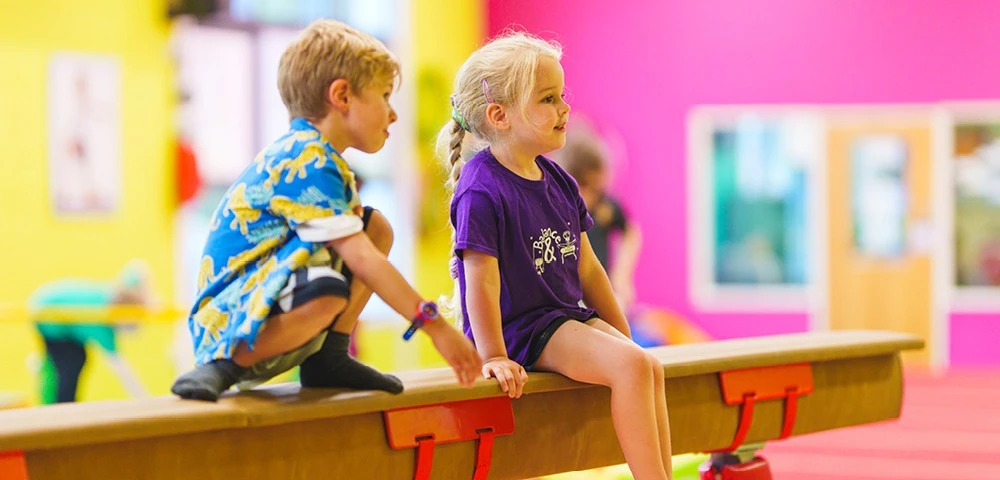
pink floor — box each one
[762,369,1000,479]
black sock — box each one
[171,359,247,402]
[299,332,403,394]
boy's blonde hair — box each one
[435,31,562,192]
[278,19,400,120]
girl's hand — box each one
[423,321,482,387]
[482,356,528,398]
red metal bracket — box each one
[716,363,813,452]
[384,396,515,480]
[0,450,28,480]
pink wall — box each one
[488,0,1000,360]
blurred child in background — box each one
[555,125,642,313]
[31,260,151,403]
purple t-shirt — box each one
[452,148,596,366]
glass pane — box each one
[230,0,341,26]
[850,135,908,259]
[953,123,1000,286]
[712,117,809,285]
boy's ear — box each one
[486,103,509,131]
[327,78,351,113]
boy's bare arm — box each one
[462,250,507,360]
[579,233,632,338]
[328,231,422,317]
[328,231,482,385]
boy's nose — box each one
[389,108,398,124]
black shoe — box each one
[171,359,247,402]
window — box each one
[689,109,823,311]
[948,120,1000,311]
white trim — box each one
[930,107,952,370]
[950,287,1000,312]
[296,215,364,242]
[810,115,830,332]
[937,102,1000,317]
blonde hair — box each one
[434,32,562,318]
[435,31,562,191]
[278,19,400,120]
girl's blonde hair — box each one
[435,31,562,191]
[434,32,562,317]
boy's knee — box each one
[365,208,394,254]
[298,295,348,329]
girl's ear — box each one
[486,103,510,131]
[327,78,351,113]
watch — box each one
[403,301,439,341]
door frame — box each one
[688,104,948,368]
[820,106,942,368]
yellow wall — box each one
[356,0,485,371]
[0,0,484,404]
[0,0,177,403]
[412,0,484,299]
[403,0,485,368]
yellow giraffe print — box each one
[285,247,313,269]
[197,256,215,291]
[330,154,357,189]
[282,144,327,183]
[225,236,282,279]
[241,256,279,294]
[238,319,254,335]
[270,196,334,225]
[252,150,267,174]
[223,183,262,235]
[246,286,273,322]
[194,299,229,342]
[282,130,320,152]
[262,161,285,189]
[212,342,231,359]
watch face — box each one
[421,302,439,318]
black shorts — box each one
[524,313,599,371]
[274,206,374,313]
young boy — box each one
[171,20,480,402]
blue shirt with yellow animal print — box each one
[189,118,361,365]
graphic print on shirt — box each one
[531,223,578,275]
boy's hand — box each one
[423,321,481,387]
[482,356,528,399]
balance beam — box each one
[0,330,922,480]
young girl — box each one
[437,32,673,480]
